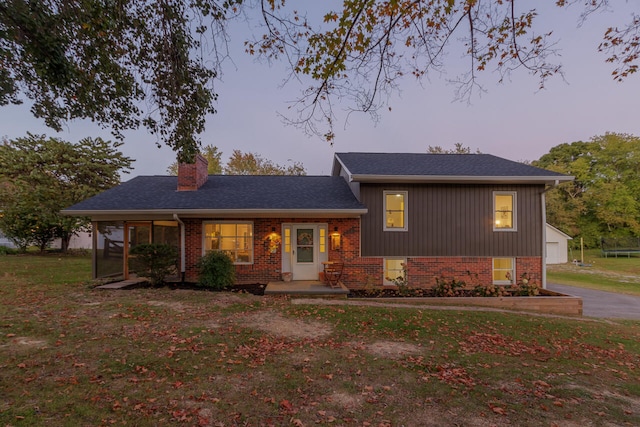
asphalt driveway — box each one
[547,283,640,320]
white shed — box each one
[546,224,572,264]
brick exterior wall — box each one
[180,217,542,287]
[177,154,209,191]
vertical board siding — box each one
[360,183,543,257]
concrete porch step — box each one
[265,280,349,297]
[96,277,148,289]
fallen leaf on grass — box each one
[280,399,293,411]
[491,405,506,415]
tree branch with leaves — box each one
[251,0,635,141]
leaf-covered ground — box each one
[1,255,639,426]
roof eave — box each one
[350,174,575,185]
[332,154,354,180]
[61,208,368,221]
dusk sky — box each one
[1,3,639,177]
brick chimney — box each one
[177,154,209,191]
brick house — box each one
[62,153,572,289]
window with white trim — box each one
[494,191,516,231]
[203,222,253,264]
[384,191,408,231]
[493,258,514,284]
[384,258,406,286]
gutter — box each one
[62,208,368,218]
[173,214,186,283]
[541,180,561,289]
[350,174,575,185]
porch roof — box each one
[62,175,367,219]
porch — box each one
[265,280,349,297]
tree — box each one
[427,143,480,154]
[166,146,306,175]
[0,196,59,252]
[167,145,224,175]
[253,1,640,140]
[0,134,133,252]
[224,150,306,175]
[2,2,639,158]
[533,133,640,246]
[0,0,239,162]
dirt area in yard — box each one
[365,341,422,359]
[0,336,47,349]
[240,310,427,362]
[242,310,333,340]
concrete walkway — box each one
[547,283,640,320]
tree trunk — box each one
[61,234,71,253]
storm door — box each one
[291,226,319,280]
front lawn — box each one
[1,254,639,426]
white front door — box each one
[292,225,319,280]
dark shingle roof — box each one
[64,175,366,214]
[334,152,572,183]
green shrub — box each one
[129,243,179,286]
[0,246,18,255]
[197,251,235,290]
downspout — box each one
[541,180,560,289]
[173,214,186,283]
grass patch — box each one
[547,271,640,296]
[0,255,639,426]
[0,252,92,286]
[549,248,640,295]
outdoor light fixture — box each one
[330,227,341,250]
[266,228,280,253]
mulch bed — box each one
[231,283,267,295]
[124,281,268,295]
[130,282,543,298]
[349,288,441,298]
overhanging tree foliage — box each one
[0,0,240,162]
[0,134,133,251]
[1,1,639,158]
[533,133,640,247]
[254,1,640,140]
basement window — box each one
[493,258,514,284]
